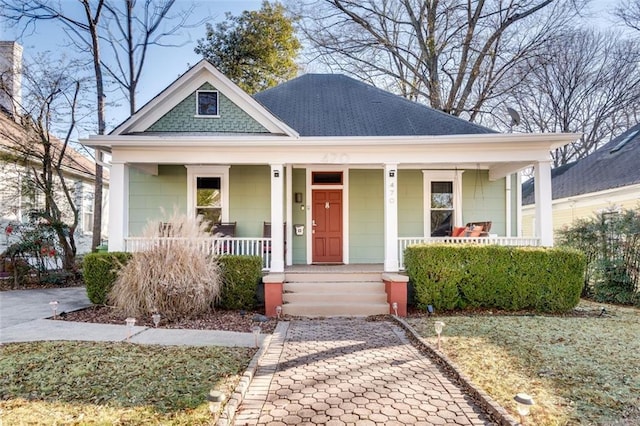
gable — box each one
[145,83,269,134]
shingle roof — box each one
[522,123,640,204]
[253,74,495,137]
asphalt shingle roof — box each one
[522,123,640,204]
[253,74,495,137]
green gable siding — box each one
[462,170,506,235]
[229,165,271,237]
[291,168,307,264]
[349,169,384,263]
[146,83,269,133]
[398,170,424,237]
[129,165,187,235]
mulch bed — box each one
[61,305,278,334]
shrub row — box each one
[404,244,585,313]
[82,253,262,309]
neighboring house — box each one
[0,41,108,255]
[522,123,640,236]
[84,60,578,273]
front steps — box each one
[282,272,389,317]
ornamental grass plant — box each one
[108,212,222,320]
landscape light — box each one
[125,317,136,342]
[152,313,161,327]
[252,325,261,348]
[276,305,282,319]
[49,300,59,319]
[514,393,534,424]
[434,321,445,350]
[392,302,398,316]
[207,390,226,414]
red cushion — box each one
[452,226,466,237]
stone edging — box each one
[391,316,521,426]
[216,321,289,426]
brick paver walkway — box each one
[234,318,494,425]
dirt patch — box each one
[62,305,278,334]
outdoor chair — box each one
[212,222,236,237]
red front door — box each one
[312,189,343,263]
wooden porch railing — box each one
[397,236,542,270]
[124,237,272,270]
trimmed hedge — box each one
[218,256,263,310]
[404,244,585,313]
[82,252,132,305]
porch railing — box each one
[398,236,542,270]
[124,237,272,270]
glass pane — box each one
[431,181,453,209]
[312,172,343,185]
[197,208,221,228]
[197,177,221,208]
[197,91,218,115]
[431,210,453,236]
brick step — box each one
[283,291,387,304]
[284,281,385,293]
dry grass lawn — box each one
[406,300,640,425]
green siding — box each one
[398,170,423,237]
[291,168,307,264]
[462,170,506,235]
[146,83,269,133]
[229,165,270,237]
[129,165,187,235]
[349,169,384,263]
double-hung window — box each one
[186,166,230,226]
[423,171,464,237]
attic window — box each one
[610,130,639,153]
[196,90,219,117]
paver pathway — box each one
[235,318,494,425]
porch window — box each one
[186,165,230,226]
[423,170,464,237]
[196,90,219,117]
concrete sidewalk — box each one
[0,287,263,347]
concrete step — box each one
[282,302,389,317]
[284,281,385,293]
[283,291,387,304]
[284,272,382,283]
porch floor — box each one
[284,263,384,273]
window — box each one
[312,172,343,185]
[186,166,230,227]
[196,90,219,116]
[423,170,464,237]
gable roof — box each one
[111,60,298,137]
[253,74,496,137]
[523,123,640,204]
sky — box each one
[0,0,264,134]
[0,0,628,138]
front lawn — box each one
[406,300,640,425]
[0,341,255,425]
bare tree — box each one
[614,0,640,32]
[289,0,585,122]
[504,29,640,166]
[0,56,86,271]
[100,0,197,115]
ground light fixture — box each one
[392,302,398,316]
[152,313,161,327]
[514,393,535,424]
[49,300,59,319]
[207,390,226,414]
[252,325,261,348]
[125,317,136,341]
[276,305,282,319]
[434,320,445,350]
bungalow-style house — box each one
[84,60,577,316]
[522,123,640,235]
[0,41,108,255]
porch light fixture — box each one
[392,302,398,316]
[276,305,282,319]
[273,170,279,178]
[514,393,534,424]
[434,321,445,350]
[294,192,303,203]
[125,317,136,342]
[389,169,396,177]
[252,325,261,347]
[49,300,59,319]
[207,390,226,414]
[152,313,161,328]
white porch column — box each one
[534,160,553,246]
[270,164,285,272]
[285,164,293,266]
[108,161,129,252]
[384,163,399,272]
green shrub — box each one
[404,244,585,313]
[218,256,263,310]
[82,252,132,304]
